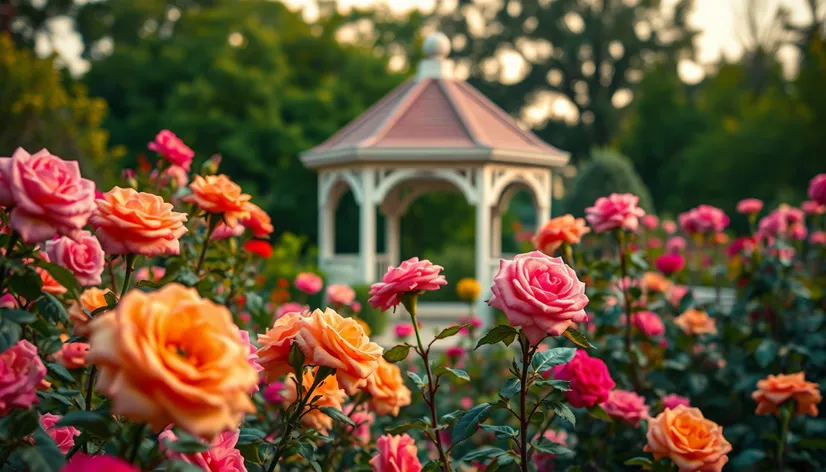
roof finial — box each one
[417,31,452,80]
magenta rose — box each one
[370,434,423,472]
[601,389,650,426]
[294,272,323,295]
[0,340,47,414]
[394,323,415,338]
[809,173,826,205]
[160,428,246,471]
[368,257,447,311]
[40,413,80,453]
[679,205,729,234]
[811,231,826,245]
[736,198,763,215]
[263,381,285,404]
[632,311,665,337]
[552,349,615,408]
[641,214,659,229]
[758,212,787,237]
[488,251,588,345]
[585,193,646,233]
[1,148,96,243]
[0,156,11,206]
[45,231,105,286]
[148,130,194,171]
[61,453,139,472]
[326,284,356,306]
[662,393,691,410]
[655,253,685,275]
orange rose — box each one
[36,264,66,295]
[282,368,348,433]
[90,187,188,256]
[644,405,731,472]
[532,215,590,255]
[752,372,821,417]
[86,284,257,439]
[296,308,383,395]
[69,287,112,337]
[256,311,304,382]
[365,358,412,416]
[674,309,716,335]
[642,272,672,293]
[240,202,274,237]
[185,175,251,227]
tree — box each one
[437,0,697,160]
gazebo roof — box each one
[300,33,570,169]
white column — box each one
[359,169,377,284]
[475,167,493,326]
[318,172,334,261]
[491,208,502,258]
[385,212,400,267]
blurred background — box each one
[2,0,824,300]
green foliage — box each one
[352,283,387,336]
[563,148,654,216]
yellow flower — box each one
[456,278,481,302]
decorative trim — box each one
[373,168,479,206]
[319,169,364,206]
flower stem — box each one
[267,371,327,472]
[128,423,148,464]
[518,334,532,472]
[617,231,641,392]
[84,365,97,412]
[196,213,221,275]
[777,405,792,470]
[121,253,136,299]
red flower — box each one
[244,240,273,258]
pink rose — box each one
[211,222,245,240]
[294,272,323,295]
[667,285,690,307]
[61,453,139,472]
[655,253,685,275]
[601,389,650,426]
[552,349,615,408]
[148,130,195,171]
[801,200,825,215]
[810,231,826,245]
[275,302,309,319]
[641,214,659,229]
[758,212,787,237]
[0,340,47,414]
[263,381,285,403]
[1,148,96,243]
[370,434,423,472]
[150,165,189,188]
[346,404,375,444]
[489,251,588,345]
[0,293,16,309]
[535,429,569,471]
[445,346,465,360]
[662,393,691,410]
[45,231,105,286]
[632,311,665,337]
[40,413,80,453]
[790,224,808,241]
[53,342,90,370]
[585,193,646,233]
[394,323,415,338]
[327,284,356,306]
[662,220,677,234]
[777,205,805,225]
[679,205,729,234]
[134,266,166,282]
[368,257,447,311]
[666,236,686,254]
[160,429,246,472]
[460,397,473,409]
[809,173,826,205]
[647,237,663,249]
[736,198,763,215]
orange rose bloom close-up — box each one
[69,287,112,337]
[365,357,412,416]
[532,214,591,255]
[90,187,188,256]
[296,308,383,395]
[752,372,822,417]
[674,309,717,336]
[282,368,348,434]
[241,202,274,237]
[256,311,304,383]
[644,405,732,472]
[185,175,251,227]
[85,284,258,439]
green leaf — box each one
[755,339,778,368]
[56,411,116,438]
[531,347,576,373]
[35,260,79,295]
[46,362,76,383]
[497,453,515,466]
[587,404,613,422]
[421,462,440,472]
[30,426,65,471]
[166,435,210,454]
[624,457,654,468]
[534,379,572,391]
[237,428,267,445]
[563,327,595,349]
[549,401,576,427]
[480,424,518,439]
[383,344,411,363]
[9,409,39,438]
[288,342,304,377]
[36,294,69,323]
[532,437,574,458]
[474,325,517,350]
[0,320,22,352]
[103,290,118,308]
[452,403,491,444]
[10,269,42,301]
[499,378,520,400]
[2,309,36,324]
[435,324,467,340]
[462,446,507,462]
[433,366,470,382]
[730,449,767,468]
[135,279,163,289]
[319,406,356,427]
[386,419,428,435]
[406,371,425,388]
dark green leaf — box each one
[2,309,36,324]
[9,409,39,438]
[730,449,767,468]
[435,324,467,340]
[755,339,778,368]
[10,270,42,301]
[135,279,163,289]
[167,460,208,472]
[531,347,576,373]
[624,457,653,468]
[452,403,491,444]
[319,406,356,427]
[474,325,517,350]
[237,428,266,445]
[0,320,22,352]
[480,424,518,439]
[35,261,78,295]
[587,405,613,422]
[532,437,574,458]
[30,426,65,471]
[386,419,428,435]
[433,366,470,382]
[383,344,411,363]
[550,401,576,427]
[563,327,595,349]
[56,411,116,438]
[497,453,515,466]
[36,294,68,323]
[166,435,210,454]
[46,362,76,383]
[103,291,118,308]
[421,462,440,472]
[534,379,572,391]
[499,378,520,400]
[462,446,506,462]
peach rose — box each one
[645,405,731,472]
[34,253,67,295]
[585,193,646,233]
[532,214,591,255]
[370,434,422,472]
[365,357,412,416]
[148,130,194,171]
[0,148,96,243]
[674,309,716,335]
[488,251,588,345]
[752,372,822,417]
[601,389,650,426]
[281,368,348,434]
[184,175,251,228]
[241,202,274,237]
[46,231,105,286]
[0,340,47,414]
[642,271,672,293]
[69,287,112,337]
[90,187,188,256]
[256,311,304,382]
[40,413,80,454]
[86,284,258,439]
[296,308,383,395]
[368,257,447,311]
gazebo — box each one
[300,32,570,323]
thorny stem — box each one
[617,231,642,392]
[518,335,534,472]
[196,213,221,275]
